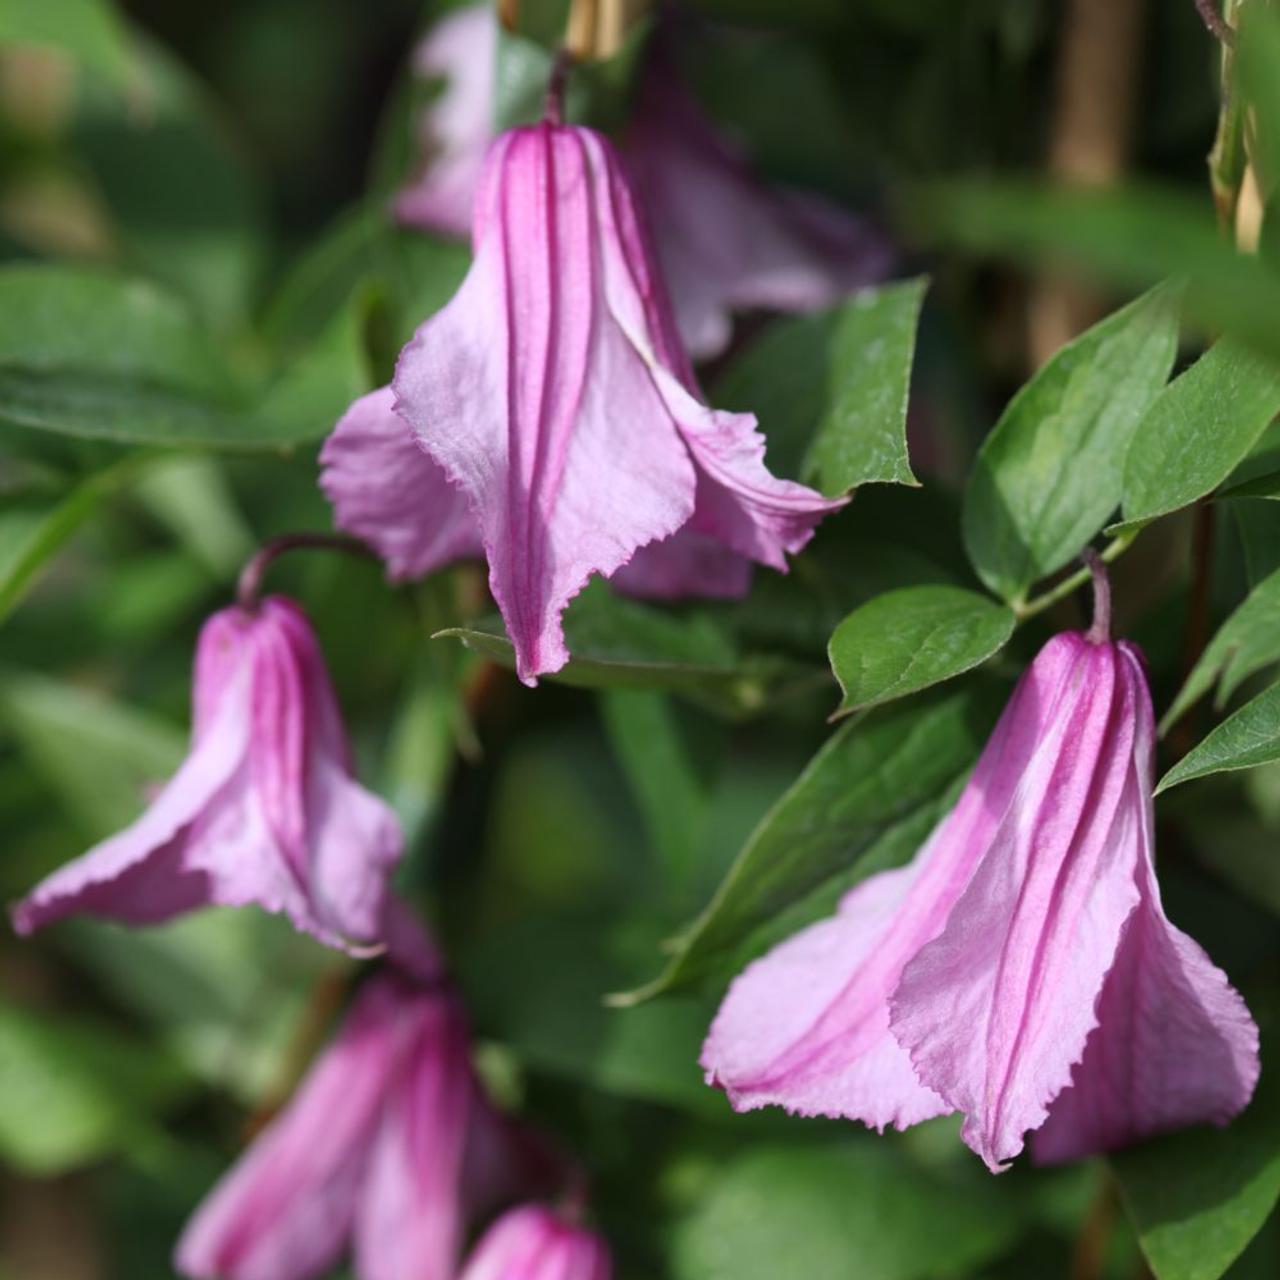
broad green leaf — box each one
[0,0,128,86]
[801,278,926,494]
[828,584,1013,715]
[616,682,1002,1002]
[0,667,184,836]
[1113,998,1280,1280]
[1157,682,1280,794]
[1123,340,1280,526]
[916,181,1280,361]
[0,1002,189,1174]
[0,266,369,448]
[671,1142,1020,1280]
[0,264,231,398]
[716,281,926,497]
[962,286,1179,602]
[1218,470,1280,501]
[73,33,266,328]
[1163,566,1280,732]
[438,584,814,719]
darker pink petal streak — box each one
[11,597,402,951]
[702,631,1259,1169]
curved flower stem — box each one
[1195,0,1236,46]
[1014,528,1139,626]
[1082,548,1112,643]
[543,47,573,126]
[236,532,378,611]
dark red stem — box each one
[1083,548,1112,644]
[236,533,377,610]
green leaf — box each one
[671,1142,1020,1280]
[715,281,926,497]
[0,265,369,448]
[61,912,344,1104]
[438,584,812,719]
[1238,8,1280,204]
[0,1001,189,1175]
[915,180,1280,362]
[0,454,157,623]
[600,690,715,899]
[1113,997,1280,1280]
[962,286,1179,602]
[1217,470,1280,501]
[1123,340,1280,526]
[73,32,266,328]
[801,278,926,494]
[1157,682,1280,794]
[0,668,184,837]
[828,584,1014,716]
[615,682,1002,1003]
[0,0,129,86]
[1163,566,1280,732]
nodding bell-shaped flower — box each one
[701,563,1260,1170]
[624,49,891,362]
[11,597,402,952]
[459,1205,612,1280]
[176,928,551,1280]
[388,119,844,683]
[393,3,496,239]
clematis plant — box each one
[384,109,845,683]
[176,912,556,1280]
[701,558,1260,1170]
[458,1205,612,1280]
[11,591,402,952]
[392,5,888,360]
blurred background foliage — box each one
[1,1,1280,1279]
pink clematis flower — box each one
[320,386,481,583]
[391,121,844,683]
[459,1205,612,1280]
[176,957,548,1280]
[320,386,759,604]
[701,602,1259,1170]
[625,53,891,361]
[11,597,402,951]
[393,4,496,239]
[393,7,888,362]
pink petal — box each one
[353,989,474,1280]
[653,364,847,571]
[459,1206,612,1280]
[319,386,481,581]
[701,638,1074,1130]
[890,638,1146,1171]
[175,978,402,1280]
[626,64,891,361]
[394,4,496,239]
[1034,660,1260,1162]
[613,527,753,600]
[10,655,253,935]
[393,126,699,683]
[701,857,950,1130]
[180,598,403,950]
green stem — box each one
[1013,529,1141,625]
